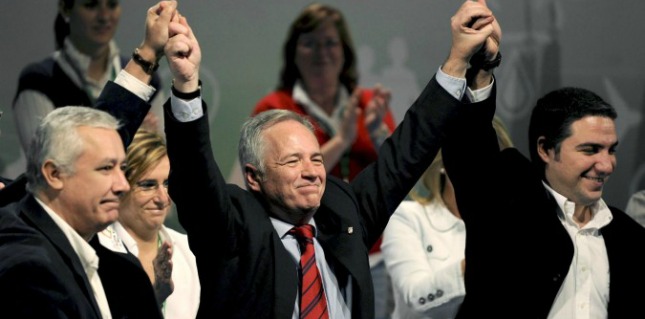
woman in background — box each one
[13,0,164,152]
[253,2,395,183]
[382,117,513,319]
[100,130,200,319]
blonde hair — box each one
[123,129,167,195]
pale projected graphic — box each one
[381,37,421,126]
[603,77,645,195]
[357,45,380,88]
[358,37,421,126]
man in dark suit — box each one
[0,98,162,319]
[442,2,645,319]
[0,1,181,317]
[160,2,500,318]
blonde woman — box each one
[382,117,512,319]
[100,130,200,318]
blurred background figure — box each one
[12,0,164,153]
[626,189,645,227]
[252,5,396,315]
[381,116,513,319]
[99,129,200,319]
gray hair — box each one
[238,110,314,183]
[26,106,121,193]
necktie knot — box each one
[290,224,315,241]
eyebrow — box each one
[576,140,619,149]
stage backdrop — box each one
[1,0,644,213]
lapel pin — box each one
[347,226,353,234]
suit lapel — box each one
[18,195,102,317]
[315,203,373,317]
[273,231,299,319]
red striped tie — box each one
[290,225,329,319]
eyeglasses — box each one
[134,179,169,195]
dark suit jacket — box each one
[0,174,27,207]
[0,199,102,318]
[92,235,163,319]
[0,176,12,185]
[164,76,487,319]
[442,88,645,318]
[0,81,162,318]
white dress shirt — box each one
[544,182,611,319]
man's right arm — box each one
[165,12,203,122]
[96,1,178,148]
[437,0,500,103]
[441,0,503,225]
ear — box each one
[58,0,70,21]
[42,160,65,190]
[244,164,262,192]
[536,136,552,163]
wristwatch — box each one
[132,48,160,74]
[470,51,502,71]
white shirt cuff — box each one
[466,78,494,103]
[435,66,494,103]
[113,70,156,102]
[436,66,467,101]
[170,90,203,122]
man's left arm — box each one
[349,76,465,248]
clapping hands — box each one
[153,240,174,305]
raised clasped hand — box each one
[166,10,202,93]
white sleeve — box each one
[13,90,55,152]
[626,190,645,227]
[381,202,466,316]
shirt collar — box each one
[62,37,120,73]
[542,181,613,230]
[271,216,319,239]
[34,197,99,271]
[292,81,349,136]
[57,37,121,92]
[98,223,128,254]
